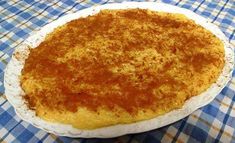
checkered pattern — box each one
[0,0,234,142]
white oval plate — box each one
[4,2,234,138]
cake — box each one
[20,9,225,129]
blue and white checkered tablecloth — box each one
[0,0,234,142]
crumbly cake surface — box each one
[20,9,225,129]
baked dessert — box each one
[20,9,225,129]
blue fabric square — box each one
[50,10,60,16]
[208,3,217,8]
[0,1,6,6]
[27,124,40,133]
[3,23,14,30]
[228,9,235,15]
[38,3,47,9]
[0,112,12,125]
[162,0,173,3]
[20,12,31,19]
[64,0,75,6]
[35,20,45,26]
[18,129,34,143]
[221,86,235,99]
[201,11,211,17]
[222,18,232,25]
[0,43,9,51]
[191,127,207,142]
[203,104,218,118]
[23,0,34,4]
[226,115,235,127]
[8,6,19,13]
[181,4,191,9]
[221,86,229,95]
[92,0,102,3]
[232,70,235,76]
[15,30,27,37]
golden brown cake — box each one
[20,9,225,129]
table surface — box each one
[0,0,235,143]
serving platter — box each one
[4,2,234,138]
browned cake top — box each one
[21,9,224,114]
